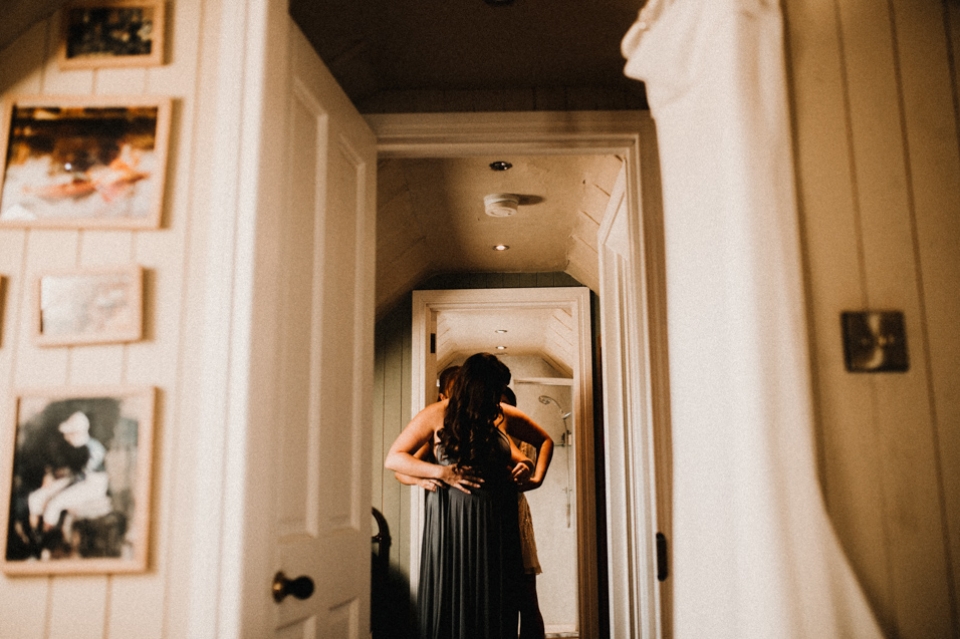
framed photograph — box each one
[58,0,165,70]
[2,386,155,574]
[0,95,172,229]
[35,265,143,347]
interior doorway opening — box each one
[369,111,670,639]
[409,286,597,638]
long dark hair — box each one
[439,353,511,471]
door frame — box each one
[184,6,378,636]
[410,286,596,637]
[368,111,670,639]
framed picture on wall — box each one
[35,265,144,347]
[58,0,166,70]
[1,386,156,574]
[0,95,172,229]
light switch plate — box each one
[841,311,909,373]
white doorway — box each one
[84,8,671,639]
[369,111,671,639]
[410,287,597,637]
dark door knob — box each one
[272,571,315,603]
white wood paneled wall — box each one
[785,0,960,636]
[4,1,958,637]
[371,298,416,587]
[0,1,210,637]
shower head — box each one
[539,395,572,420]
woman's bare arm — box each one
[385,402,480,493]
[502,404,554,490]
[506,435,534,484]
[393,442,444,492]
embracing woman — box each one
[385,352,536,639]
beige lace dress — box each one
[517,441,542,575]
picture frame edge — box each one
[34,263,146,347]
[1,385,157,575]
[0,95,172,231]
[56,0,166,71]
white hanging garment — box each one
[621,2,884,637]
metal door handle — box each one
[272,571,315,603]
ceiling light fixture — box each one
[495,329,508,333]
[484,193,519,217]
[493,244,509,251]
[496,345,508,350]
[489,160,513,171]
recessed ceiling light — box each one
[495,329,508,333]
[493,244,509,251]
[489,160,513,171]
[496,345,507,350]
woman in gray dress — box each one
[385,353,534,639]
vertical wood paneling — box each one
[379,301,407,577]
[95,67,148,95]
[65,232,131,628]
[0,230,48,639]
[0,236,25,379]
[372,330,386,512]
[0,575,47,639]
[518,273,538,288]
[894,0,960,628]
[110,6,202,635]
[785,0,960,636]
[69,344,126,387]
[398,319,413,577]
[838,3,953,636]
[133,0,195,621]
[47,577,108,639]
[0,0,202,634]
[16,231,76,389]
[0,32,46,639]
[783,6,891,624]
[77,231,133,266]
[70,232,132,384]
[106,573,166,639]
[159,0,227,632]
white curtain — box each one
[621,1,883,637]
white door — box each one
[598,162,671,639]
[230,10,377,639]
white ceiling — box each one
[436,305,576,376]
[376,153,623,317]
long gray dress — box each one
[417,429,523,639]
